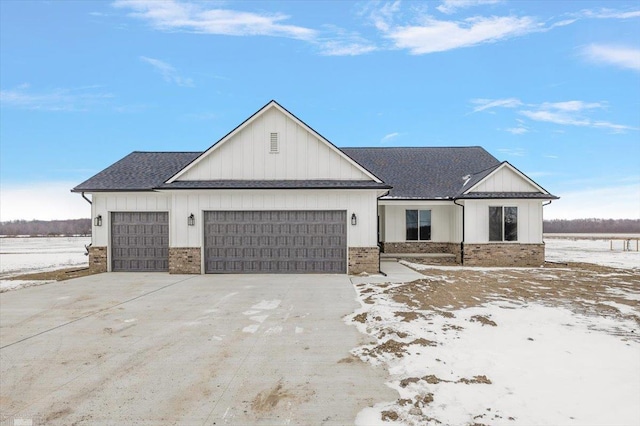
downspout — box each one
[81,192,92,205]
[542,200,552,241]
[453,199,465,265]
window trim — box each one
[489,205,518,242]
[405,209,432,241]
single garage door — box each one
[111,212,169,272]
[204,210,346,274]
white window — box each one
[406,210,431,241]
[489,206,518,241]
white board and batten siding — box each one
[91,192,170,247]
[170,189,378,248]
[469,165,541,193]
[463,199,543,244]
[175,106,371,181]
[382,203,460,243]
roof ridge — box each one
[341,146,485,149]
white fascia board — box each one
[462,162,548,195]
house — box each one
[72,100,558,274]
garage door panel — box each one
[204,210,346,274]
[111,212,169,272]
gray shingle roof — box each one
[459,192,558,199]
[341,147,501,199]
[72,152,200,192]
[72,147,556,199]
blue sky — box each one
[1,0,639,221]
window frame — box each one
[489,206,518,242]
[405,209,432,241]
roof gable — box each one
[168,100,380,183]
[464,162,548,195]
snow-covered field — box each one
[0,236,90,291]
[545,235,639,269]
[348,246,640,425]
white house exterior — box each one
[73,101,557,274]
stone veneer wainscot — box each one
[348,247,379,275]
[463,243,544,267]
[169,247,202,274]
[88,246,108,272]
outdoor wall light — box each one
[351,213,357,226]
[94,215,102,227]
[188,213,195,226]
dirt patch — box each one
[44,407,72,423]
[251,382,292,412]
[458,375,492,384]
[381,410,399,421]
[395,311,426,322]
[470,315,497,327]
[353,312,368,323]
[388,262,640,340]
[8,267,100,282]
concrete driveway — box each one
[0,273,394,425]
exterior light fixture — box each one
[351,213,357,226]
[188,213,195,226]
[94,215,102,227]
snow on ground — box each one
[0,236,90,291]
[545,236,639,270]
[348,262,640,425]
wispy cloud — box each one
[504,126,528,135]
[140,56,194,87]
[581,44,640,72]
[436,0,502,15]
[380,132,401,144]
[381,15,542,54]
[115,0,376,56]
[113,0,316,40]
[472,97,636,134]
[575,8,640,20]
[497,148,526,157]
[0,84,114,112]
[470,97,522,113]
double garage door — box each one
[110,210,346,274]
[204,210,347,274]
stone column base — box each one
[88,246,107,272]
[169,247,202,274]
[348,247,379,275]
[463,243,544,267]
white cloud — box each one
[437,0,502,15]
[0,85,113,111]
[113,0,317,40]
[497,148,526,157]
[577,8,640,20]
[504,126,528,135]
[381,132,401,143]
[140,56,194,87]
[582,44,640,72]
[384,15,541,54]
[545,183,640,220]
[471,97,522,113]
[0,182,91,221]
[472,97,636,134]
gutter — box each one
[453,199,465,265]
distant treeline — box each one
[1,217,638,236]
[0,219,91,236]
[544,218,640,233]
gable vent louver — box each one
[270,132,279,153]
